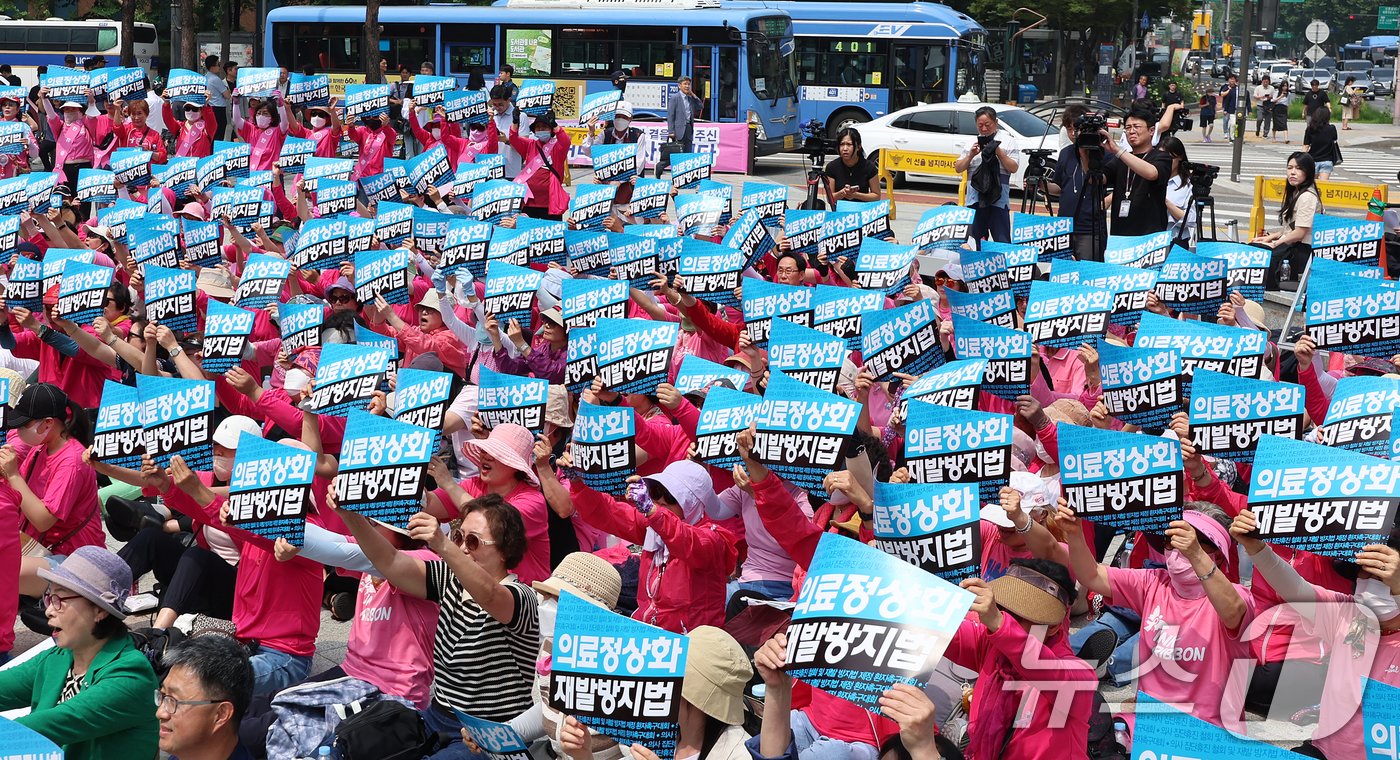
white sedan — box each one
[857,102,1066,190]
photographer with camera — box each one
[954,106,1020,243]
[1160,136,1196,245]
[823,127,881,206]
[1103,106,1173,237]
[1047,105,1108,261]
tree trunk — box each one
[220,0,232,67]
[364,0,382,84]
[179,0,197,70]
[121,0,135,66]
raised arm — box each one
[1168,517,1246,631]
[334,497,429,599]
[1056,499,1111,596]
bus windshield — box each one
[748,16,796,100]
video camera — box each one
[1171,108,1194,134]
[1024,148,1056,180]
[799,119,833,165]
[1187,161,1218,198]
[1074,112,1108,150]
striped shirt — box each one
[424,561,539,721]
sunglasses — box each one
[451,529,497,552]
[326,293,356,305]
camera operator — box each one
[954,106,1020,242]
[1160,135,1196,245]
[1047,105,1107,261]
[823,127,881,205]
[1102,106,1173,236]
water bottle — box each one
[1113,717,1130,750]
[1280,260,1291,282]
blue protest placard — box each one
[669,152,713,189]
[357,169,398,206]
[279,301,323,353]
[286,73,329,107]
[811,284,884,353]
[6,256,42,310]
[93,380,145,471]
[128,215,181,270]
[607,231,659,290]
[0,121,31,156]
[696,181,734,226]
[568,183,617,232]
[304,157,355,193]
[40,66,89,103]
[1098,342,1183,430]
[202,300,256,375]
[960,247,1009,295]
[769,318,847,393]
[517,217,567,268]
[136,375,215,470]
[1312,213,1384,267]
[1023,279,1113,350]
[674,192,726,237]
[817,211,862,265]
[435,217,492,280]
[628,176,671,220]
[315,178,357,218]
[227,433,315,546]
[368,201,413,248]
[452,160,494,201]
[514,80,555,116]
[872,480,980,583]
[394,368,454,430]
[579,90,622,124]
[0,714,64,758]
[1188,369,1303,463]
[1155,246,1228,316]
[1049,257,1159,327]
[95,200,146,248]
[1365,677,1400,760]
[853,238,916,298]
[640,226,683,268]
[784,209,825,259]
[234,66,280,97]
[76,168,115,204]
[144,265,198,333]
[571,400,637,494]
[478,365,550,433]
[945,287,1018,330]
[444,89,489,125]
[591,142,639,184]
[1058,424,1183,534]
[40,248,93,296]
[740,181,787,228]
[309,343,392,418]
[165,68,208,104]
[861,298,943,381]
[753,371,859,498]
[911,205,975,253]
[209,185,263,232]
[1248,435,1400,560]
[677,237,744,307]
[836,198,893,241]
[23,173,58,215]
[1135,312,1267,379]
[483,260,543,330]
[693,387,762,472]
[904,358,985,411]
[0,215,20,263]
[561,278,628,330]
[212,140,251,180]
[411,74,456,107]
[278,136,315,175]
[105,66,146,101]
[355,247,410,306]
[1197,241,1270,303]
[785,533,975,712]
[238,170,273,191]
[155,157,197,199]
[979,241,1036,298]
[344,84,391,120]
[1103,230,1173,270]
[289,217,353,271]
[54,260,112,326]
[594,317,679,396]
[549,591,688,759]
[470,179,528,225]
[674,355,750,395]
[412,207,453,254]
[743,279,814,348]
[1131,693,1295,760]
[950,314,1033,402]
[1306,271,1400,359]
[234,254,291,310]
[488,227,530,272]
[905,401,1011,502]
[1011,212,1073,262]
[195,153,227,192]
[721,208,777,271]
[1317,377,1400,457]
[0,175,26,215]
[407,142,453,194]
[334,411,439,530]
[355,324,400,386]
[454,711,532,760]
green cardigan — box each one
[0,634,159,760]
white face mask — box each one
[533,130,553,142]
[255,114,272,129]
[613,117,631,131]
[537,595,559,641]
[212,455,234,481]
[185,110,200,122]
[430,128,441,140]
[310,116,327,129]
[1357,577,1400,623]
[63,109,82,123]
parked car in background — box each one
[858,102,1066,189]
[1371,67,1394,96]
[1342,71,1377,100]
[1268,62,1294,83]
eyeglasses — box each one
[154,690,227,716]
[1123,124,1148,132]
[42,590,83,611]
[451,530,497,552]
[775,266,799,275]
[326,293,356,305]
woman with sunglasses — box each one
[0,546,159,759]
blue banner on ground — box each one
[227,433,315,545]
[904,401,1012,503]
[1130,693,1294,759]
[1317,376,1400,457]
[1188,369,1303,463]
[136,375,214,470]
[753,371,859,498]
[861,298,944,381]
[593,318,678,396]
[334,411,439,530]
[1023,280,1113,349]
[768,318,847,393]
[571,401,636,495]
[950,314,1032,402]
[1098,342,1184,430]
[93,380,145,471]
[478,365,549,433]
[1058,424,1183,534]
[872,480,981,583]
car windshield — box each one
[996,109,1056,138]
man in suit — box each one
[667,75,704,152]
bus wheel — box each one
[827,109,869,138]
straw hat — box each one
[682,626,752,726]
[464,423,539,485]
[986,563,1074,626]
[545,384,574,428]
[1044,399,1090,428]
[418,287,442,312]
[532,552,621,609]
[198,267,236,300]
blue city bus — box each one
[722,1,986,137]
[263,0,801,154]
[1341,36,1398,65]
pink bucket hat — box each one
[464,423,539,485]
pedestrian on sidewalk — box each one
[1341,76,1360,129]
[1199,92,1216,142]
[1253,75,1274,138]
[1302,106,1340,180]
[1272,81,1292,144]
[1220,74,1239,140]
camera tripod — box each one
[1020,171,1054,215]
[1192,193,1218,242]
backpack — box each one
[129,626,187,677]
[334,700,440,760]
[1086,690,1128,760]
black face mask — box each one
[363,117,382,130]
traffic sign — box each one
[1304,20,1329,44]
[1381,6,1400,31]
[1305,44,1327,63]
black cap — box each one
[611,70,629,81]
[7,383,70,429]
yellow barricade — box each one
[1249,176,1388,238]
[876,149,968,220]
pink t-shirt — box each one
[1107,566,1257,733]
[340,550,441,708]
[0,437,103,556]
[434,479,550,586]
[237,121,287,173]
[717,481,812,584]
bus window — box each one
[747,17,795,100]
[449,45,493,74]
[618,26,678,79]
[922,45,947,103]
[559,27,612,76]
[717,46,739,120]
[133,26,156,45]
[29,27,69,52]
[381,26,431,70]
[70,28,98,52]
[955,40,985,99]
[282,24,363,71]
[795,38,887,87]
